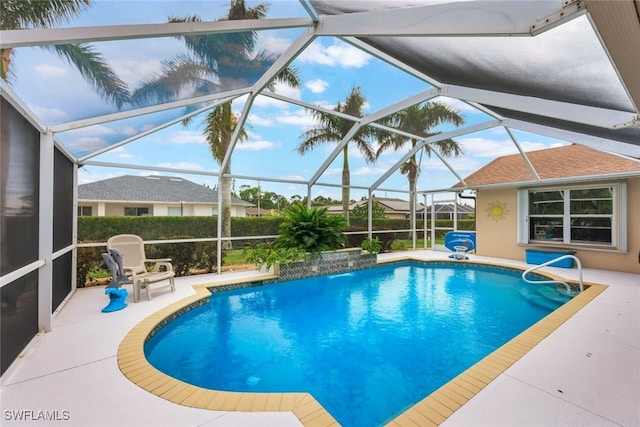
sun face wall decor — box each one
[486,200,509,222]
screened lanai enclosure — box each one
[1,0,639,375]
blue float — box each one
[445,231,476,260]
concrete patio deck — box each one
[1,251,638,426]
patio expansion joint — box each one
[2,355,118,388]
[501,372,623,426]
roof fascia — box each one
[442,84,637,129]
[504,118,640,158]
[456,170,640,191]
[316,1,582,37]
[0,17,313,49]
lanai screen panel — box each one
[312,1,632,111]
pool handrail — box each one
[522,255,584,293]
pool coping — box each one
[117,258,607,427]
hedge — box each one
[76,216,475,287]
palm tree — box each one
[132,0,301,249]
[297,86,377,223]
[1,0,130,108]
[376,101,464,229]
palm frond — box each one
[1,0,91,30]
[48,44,130,109]
[131,55,213,105]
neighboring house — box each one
[77,175,253,217]
[456,144,640,274]
[421,203,475,220]
[350,197,413,220]
[246,207,280,217]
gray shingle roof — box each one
[78,175,253,206]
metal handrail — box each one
[522,255,584,293]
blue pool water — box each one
[145,262,572,426]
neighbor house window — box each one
[77,206,92,216]
[518,183,626,250]
[167,206,182,216]
[124,207,149,216]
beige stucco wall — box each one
[78,201,248,217]
[475,178,640,274]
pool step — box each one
[519,287,564,310]
[536,286,574,304]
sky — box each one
[8,0,601,204]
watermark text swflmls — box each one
[4,410,70,421]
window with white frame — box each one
[518,183,627,250]
[124,207,149,216]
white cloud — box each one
[298,41,370,68]
[156,162,204,170]
[34,64,68,78]
[236,139,281,151]
[458,137,562,158]
[111,59,163,87]
[247,113,273,126]
[169,130,206,144]
[66,124,117,137]
[276,109,316,127]
[260,36,292,55]
[306,79,329,94]
[28,104,68,122]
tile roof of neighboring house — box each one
[78,175,253,206]
[458,144,640,187]
[426,203,475,214]
[351,197,420,213]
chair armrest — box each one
[146,259,174,273]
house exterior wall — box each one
[78,201,248,217]
[475,178,640,274]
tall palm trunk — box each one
[408,155,418,242]
[342,146,350,224]
[220,162,233,250]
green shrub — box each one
[361,237,382,254]
[147,236,196,277]
[76,245,103,288]
[243,242,306,270]
[275,203,347,252]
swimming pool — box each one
[144,261,574,426]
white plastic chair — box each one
[106,234,175,302]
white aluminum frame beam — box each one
[441,84,637,129]
[370,120,501,191]
[0,81,46,132]
[316,2,584,37]
[308,88,440,186]
[0,18,313,49]
[50,88,249,133]
[504,126,541,181]
[504,118,640,158]
[78,101,222,162]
